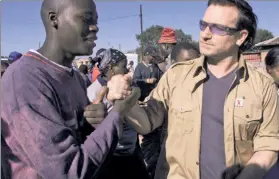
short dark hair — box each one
[78,64,88,74]
[129,61,134,65]
[171,42,200,62]
[265,47,279,69]
[208,0,258,52]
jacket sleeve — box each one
[140,127,162,177]
[1,70,122,179]
[253,80,279,152]
[125,71,171,135]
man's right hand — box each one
[112,87,141,115]
[107,74,132,102]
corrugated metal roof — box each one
[255,36,279,47]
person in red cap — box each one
[158,27,177,71]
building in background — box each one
[125,53,139,69]
[242,36,279,69]
[74,58,90,68]
[1,56,9,63]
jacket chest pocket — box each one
[233,103,262,141]
[169,105,195,135]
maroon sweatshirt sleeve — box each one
[1,65,122,178]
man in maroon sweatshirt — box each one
[1,0,139,178]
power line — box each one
[100,14,139,22]
[3,14,140,26]
[140,5,143,61]
[3,11,200,26]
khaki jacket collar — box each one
[189,55,249,92]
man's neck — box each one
[37,40,75,68]
[206,55,239,79]
[143,61,151,66]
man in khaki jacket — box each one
[108,0,279,179]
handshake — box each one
[84,74,141,125]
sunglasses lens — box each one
[210,26,227,36]
[199,20,207,31]
[199,20,230,36]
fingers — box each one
[112,90,132,100]
[124,73,132,84]
[125,73,133,83]
[124,73,131,79]
[107,74,133,101]
[92,100,102,104]
[84,103,105,120]
[84,109,105,119]
[86,117,104,125]
[123,87,141,105]
[131,87,141,98]
[85,103,105,111]
[121,89,132,97]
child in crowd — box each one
[265,47,279,89]
[86,48,149,179]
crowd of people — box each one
[1,0,279,179]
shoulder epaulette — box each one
[169,60,195,69]
[248,64,275,81]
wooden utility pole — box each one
[140,4,143,62]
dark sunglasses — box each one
[199,20,239,36]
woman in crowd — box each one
[265,47,279,89]
[91,48,106,82]
[264,47,279,179]
[86,48,150,179]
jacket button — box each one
[196,162,199,165]
[246,115,250,118]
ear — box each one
[48,11,58,28]
[108,65,115,74]
[236,29,249,47]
